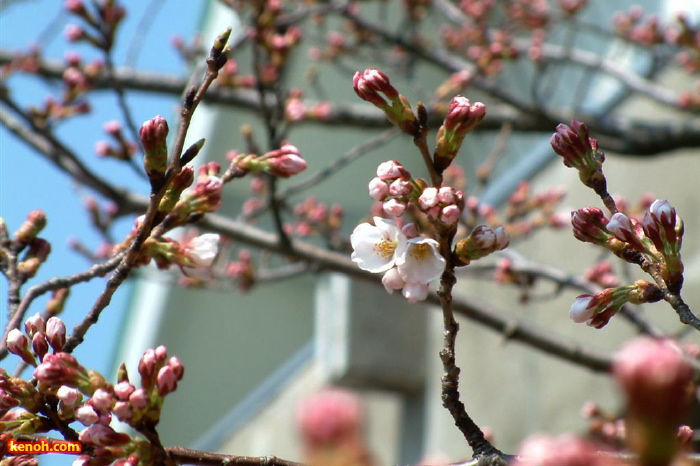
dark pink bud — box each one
[139,115,169,191]
[79,424,130,447]
[570,208,612,245]
[156,366,178,396]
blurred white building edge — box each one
[112,1,700,464]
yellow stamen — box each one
[373,240,396,258]
[410,243,430,261]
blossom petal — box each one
[396,237,445,284]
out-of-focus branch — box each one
[2,49,699,155]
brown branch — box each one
[62,34,230,354]
[2,49,700,156]
[0,253,124,360]
[166,447,303,466]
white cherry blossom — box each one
[350,217,406,273]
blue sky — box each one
[1,0,204,461]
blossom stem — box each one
[413,129,442,187]
[436,233,507,461]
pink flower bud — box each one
[7,329,30,358]
[382,267,405,293]
[65,0,86,14]
[76,405,99,425]
[64,24,85,42]
[90,388,113,412]
[139,115,169,191]
[57,386,81,408]
[114,381,135,401]
[513,434,605,466]
[24,313,45,337]
[156,366,179,396]
[444,96,487,136]
[571,208,612,245]
[402,281,430,303]
[129,388,148,410]
[297,388,364,448]
[440,205,461,225]
[266,150,307,177]
[79,424,130,447]
[376,160,409,181]
[368,177,389,200]
[613,337,693,463]
[45,317,66,352]
[112,400,133,423]
[389,179,413,197]
[401,223,419,239]
[155,345,168,362]
[382,199,406,217]
[418,187,439,209]
[138,349,158,389]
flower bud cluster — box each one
[8,210,51,280]
[64,0,126,51]
[170,163,224,222]
[441,26,517,76]
[95,120,137,161]
[569,280,663,328]
[308,31,348,62]
[17,53,100,125]
[418,186,465,229]
[216,58,256,89]
[433,96,486,173]
[226,250,255,292]
[550,120,607,195]
[580,401,629,450]
[368,161,421,218]
[285,89,332,122]
[285,197,344,239]
[614,7,664,46]
[352,68,419,135]
[572,200,685,295]
[0,368,43,419]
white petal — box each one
[396,237,445,284]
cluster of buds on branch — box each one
[64,0,126,51]
[1,210,52,281]
[353,69,419,135]
[96,120,137,161]
[3,325,184,464]
[552,121,689,328]
[350,69,510,303]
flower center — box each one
[373,239,396,258]
[410,243,430,261]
